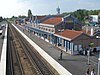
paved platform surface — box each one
[0,36,3,59]
[0,22,7,60]
[17,24,99,75]
[0,22,8,75]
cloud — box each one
[0,0,100,18]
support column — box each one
[70,42,72,54]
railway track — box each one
[6,23,54,75]
[7,24,24,75]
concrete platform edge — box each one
[0,24,8,75]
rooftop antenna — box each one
[56,0,60,15]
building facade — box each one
[54,30,92,54]
[23,15,100,55]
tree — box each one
[61,9,100,25]
[18,15,26,18]
[28,9,32,18]
[0,16,4,22]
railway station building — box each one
[24,14,100,55]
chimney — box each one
[86,26,88,33]
[91,27,94,36]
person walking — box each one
[86,68,90,75]
[91,68,96,75]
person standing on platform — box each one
[91,68,96,75]
[59,50,63,60]
[86,68,90,75]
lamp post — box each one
[96,36,100,75]
[58,29,64,60]
[87,50,90,65]
[87,44,91,65]
[87,43,94,65]
[98,52,100,75]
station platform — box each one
[0,22,8,75]
[0,22,7,59]
[14,24,98,75]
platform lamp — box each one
[87,42,94,65]
[96,36,100,75]
[58,29,64,60]
[98,51,100,75]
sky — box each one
[0,0,100,18]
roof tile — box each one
[55,29,83,39]
[41,16,63,25]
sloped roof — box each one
[55,29,84,41]
[64,14,78,21]
[41,16,63,25]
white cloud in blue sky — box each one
[0,0,100,18]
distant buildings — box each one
[15,18,25,25]
[89,15,98,25]
[86,14,100,27]
[98,13,100,24]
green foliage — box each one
[5,16,17,22]
[18,15,26,18]
[28,9,32,18]
[61,9,100,24]
[0,16,4,22]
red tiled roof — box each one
[55,29,83,40]
[41,16,63,25]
